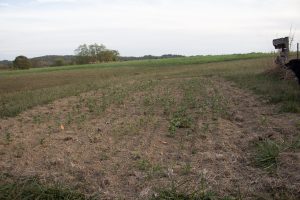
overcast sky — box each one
[0,0,299,60]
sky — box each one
[0,0,299,60]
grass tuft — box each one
[255,139,280,171]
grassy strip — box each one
[225,73,300,113]
[0,82,104,118]
[183,57,300,113]
[0,178,94,200]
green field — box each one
[0,53,299,119]
[0,53,267,76]
[1,53,300,199]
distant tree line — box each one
[74,43,119,64]
[120,54,185,61]
[31,55,75,68]
[0,60,12,69]
[0,55,77,70]
[0,43,119,70]
[0,43,185,70]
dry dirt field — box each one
[0,56,299,199]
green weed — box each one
[169,109,192,135]
[39,137,46,145]
[137,159,152,171]
[4,131,12,144]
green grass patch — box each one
[0,53,268,77]
[226,73,300,113]
[168,109,193,135]
[0,178,93,200]
[0,82,102,118]
[254,139,280,171]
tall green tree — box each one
[99,50,119,62]
[89,43,106,62]
[74,44,90,64]
[74,43,119,64]
[13,56,32,69]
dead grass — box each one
[0,55,300,199]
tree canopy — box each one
[13,56,32,69]
[74,43,119,64]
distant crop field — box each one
[0,53,299,199]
